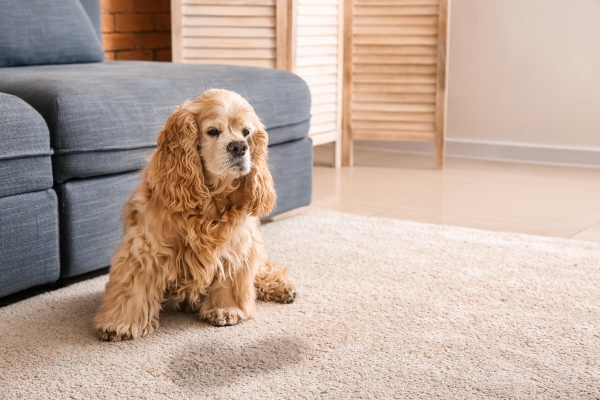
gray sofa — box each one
[0,0,312,301]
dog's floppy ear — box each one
[244,120,276,216]
[147,101,209,212]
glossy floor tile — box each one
[306,144,600,244]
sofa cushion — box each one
[0,190,60,298]
[0,0,104,67]
[268,137,313,216]
[56,171,141,278]
[0,61,311,182]
[0,93,53,197]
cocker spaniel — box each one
[94,89,296,341]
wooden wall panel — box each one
[293,0,344,166]
[343,0,449,167]
[172,0,278,68]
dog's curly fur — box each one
[94,89,296,341]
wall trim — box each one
[355,138,600,169]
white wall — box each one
[358,0,600,166]
[448,0,600,147]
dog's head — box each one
[147,89,276,215]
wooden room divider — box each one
[171,0,345,166]
[342,0,449,167]
[171,0,448,168]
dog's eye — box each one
[242,128,250,137]
[206,127,220,137]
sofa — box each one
[0,0,312,301]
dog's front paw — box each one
[201,307,245,327]
[96,320,158,342]
[98,329,133,342]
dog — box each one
[94,89,296,341]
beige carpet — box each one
[1,210,600,399]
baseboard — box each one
[355,138,600,168]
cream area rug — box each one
[1,210,599,399]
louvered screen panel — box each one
[344,0,448,167]
[294,0,344,164]
[173,0,277,68]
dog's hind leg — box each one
[255,262,296,304]
[94,237,166,341]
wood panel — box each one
[172,0,279,67]
[343,0,449,168]
[292,0,344,164]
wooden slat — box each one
[297,45,339,57]
[183,37,275,48]
[311,131,339,146]
[353,91,435,104]
[297,35,338,46]
[298,5,338,15]
[310,121,338,135]
[355,5,438,16]
[352,130,435,142]
[342,0,354,166]
[301,72,339,86]
[297,64,339,77]
[182,5,275,16]
[353,83,437,94]
[352,102,435,113]
[352,120,434,132]
[298,25,339,36]
[171,0,183,62]
[309,83,338,96]
[434,0,449,168]
[296,54,339,67]
[355,15,438,26]
[353,63,436,74]
[185,0,275,5]
[355,0,438,5]
[275,0,289,70]
[353,73,436,84]
[353,35,437,46]
[313,102,338,115]
[184,48,275,59]
[353,54,437,65]
[301,0,339,4]
[183,58,275,68]
[183,26,275,38]
[297,15,339,25]
[353,45,436,56]
[184,16,275,27]
[353,25,437,36]
[312,92,339,106]
[311,112,338,125]
[353,110,435,123]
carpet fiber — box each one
[2,210,600,399]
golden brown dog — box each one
[94,89,296,341]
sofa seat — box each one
[0,61,311,183]
[0,93,59,297]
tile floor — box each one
[286,143,600,244]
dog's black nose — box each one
[227,141,248,157]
